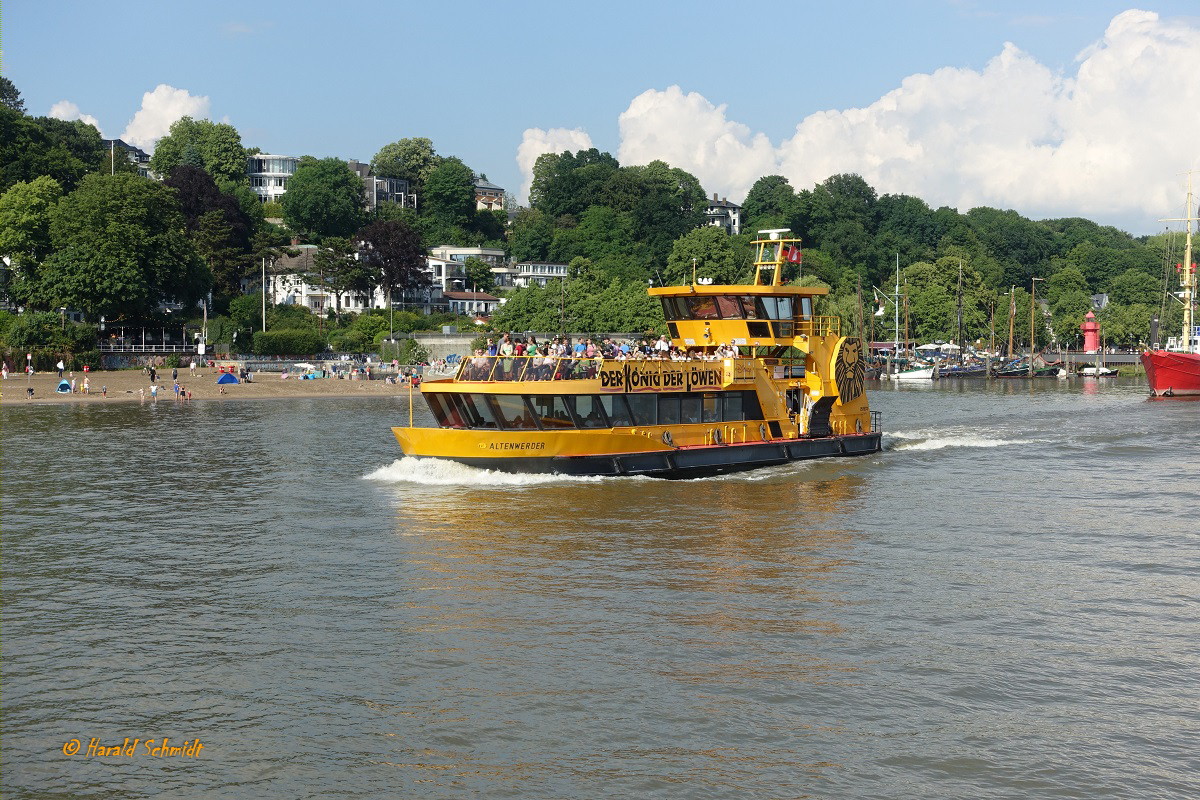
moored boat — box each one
[1141,176,1200,396]
[392,231,882,477]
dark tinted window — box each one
[599,394,633,426]
[625,394,657,425]
[657,395,680,425]
[493,394,538,429]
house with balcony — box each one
[474,177,505,211]
[347,160,416,211]
[705,193,743,235]
[247,154,299,204]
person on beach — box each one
[83,376,89,394]
[190,359,196,377]
[57,360,65,377]
[150,383,158,400]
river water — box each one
[3,378,1198,799]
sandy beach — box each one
[1,367,424,405]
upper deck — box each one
[649,231,839,349]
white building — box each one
[247,154,299,204]
[265,245,446,315]
[511,261,569,288]
[443,290,501,317]
[474,177,505,211]
[705,193,744,235]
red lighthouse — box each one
[1080,310,1100,353]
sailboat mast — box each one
[1007,286,1015,358]
[956,259,963,359]
[893,254,900,354]
[1183,174,1195,352]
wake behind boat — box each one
[392,231,882,477]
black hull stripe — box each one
[407,434,882,479]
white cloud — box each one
[120,85,211,151]
[515,127,594,204]
[618,86,776,204]
[48,100,104,136]
[608,10,1200,233]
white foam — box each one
[886,430,1024,451]
[364,457,615,486]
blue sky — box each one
[5,1,1200,234]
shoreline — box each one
[1,369,422,406]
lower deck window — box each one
[429,391,765,430]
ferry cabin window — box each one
[530,395,574,429]
[799,297,813,320]
[658,395,680,425]
[599,394,633,427]
[492,394,539,430]
[686,296,720,319]
[702,393,720,423]
[625,394,657,426]
[451,393,499,428]
[568,395,608,429]
[426,394,466,428]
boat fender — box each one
[712,429,723,445]
[661,430,674,447]
[856,418,863,434]
[759,423,768,441]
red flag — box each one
[783,245,803,264]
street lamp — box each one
[58,306,67,330]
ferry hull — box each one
[392,427,881,479]
[1140,350,1200,396]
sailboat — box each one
[1141,176,1200,396]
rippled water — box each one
[3,380,1198,799]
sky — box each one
[4,1,1200,235]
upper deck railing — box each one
[454,354,729,383]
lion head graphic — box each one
[835,338,865,403]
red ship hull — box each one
[1141,350,1200,396]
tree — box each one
[281,157,365,239]
[356,219,427,335]
[1108,268,1160,306]
[39,173,210,318]
[0,176,63,305]
[370,137,442,192]
[742,175,797,230]
[312,237,373,317]
[0,77,25,113]
[149,117,247,184]
[508,208,555,263]
[164,166,254,298]
[193,210,247,298]
[663,226,743,286]
[421,157,476,228]
[1,107,106,193]
[463,257,496,294]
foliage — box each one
[462,257,496,294]
[663,226,745,286]
[280,157,365,238]
[371,137,442,191]
[38,173,209,318]
[1,106,106,193]
[1,76,25,113]
[149,117,247,184]
[421,157,476,228]
[0,176,63,304]
[508,208,555,262]
[251,328,326,356]
[356,219,428,300]
[228,292,263,333]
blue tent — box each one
[216,372,240,384]
[56,379,71,393]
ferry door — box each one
[785,388,807,431]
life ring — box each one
[661,430,674,447]
[712,429,723,445]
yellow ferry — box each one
[392,230,881,477]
